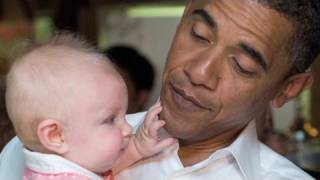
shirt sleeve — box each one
[0,136,25,179]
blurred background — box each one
[0,0,319,178]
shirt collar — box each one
[128,112,261,179]
[224,120,260,180]
[23,148,103,180]
[165,120,261,180]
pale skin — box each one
[113,102,176,174]
[159,0,313,166]
[37,102,174,175]
[10,47,176,176]
[36,66,176,175]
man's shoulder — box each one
[259,143,314,180]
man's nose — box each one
[184,51,222,90]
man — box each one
[1,0,319,179]
[118,0,318,179]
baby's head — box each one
[6,34,132,173]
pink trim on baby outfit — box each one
[23,167,90,180]
[24,168,114,180]
[22,148,113,180]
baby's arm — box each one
[113,102,177,174]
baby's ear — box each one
[37,119,68,154]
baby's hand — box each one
[112,102,177,174]
[132,102,177,158]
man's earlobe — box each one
[271,72,314,108]
[37,119,68,154]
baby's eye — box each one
[108,118,115,124]
[103,115,115,125]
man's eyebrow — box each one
[192,9,217,28]
[239,42,268,72]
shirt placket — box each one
[166,150,230,180]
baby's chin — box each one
[94,150,125,174]
[92,164,113,175]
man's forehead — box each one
[189,0,293,38]
[188,0,294,69]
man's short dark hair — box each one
[258,0,320,72]
[104,45,155,92]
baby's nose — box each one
[121,120,132,137]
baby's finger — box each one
[145,102,161,116]
[144,105,162,128]
[154,138,177,153]
[150,101,161,109]
[149,120,165,139]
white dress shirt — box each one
[0,112,315,180]
[116,113,314,180]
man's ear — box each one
[271,72,314,108]
[37,119,68,154]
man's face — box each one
[160,0,295,143]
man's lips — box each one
[170,84,213,111]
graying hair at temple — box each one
[258,0,320,73]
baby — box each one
[5,34,176,180]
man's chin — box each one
[163,121,196,140]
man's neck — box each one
[178,130,241,166]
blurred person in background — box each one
[0,0,34,60]
[104,45,155,113]
[256,106,289,155]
